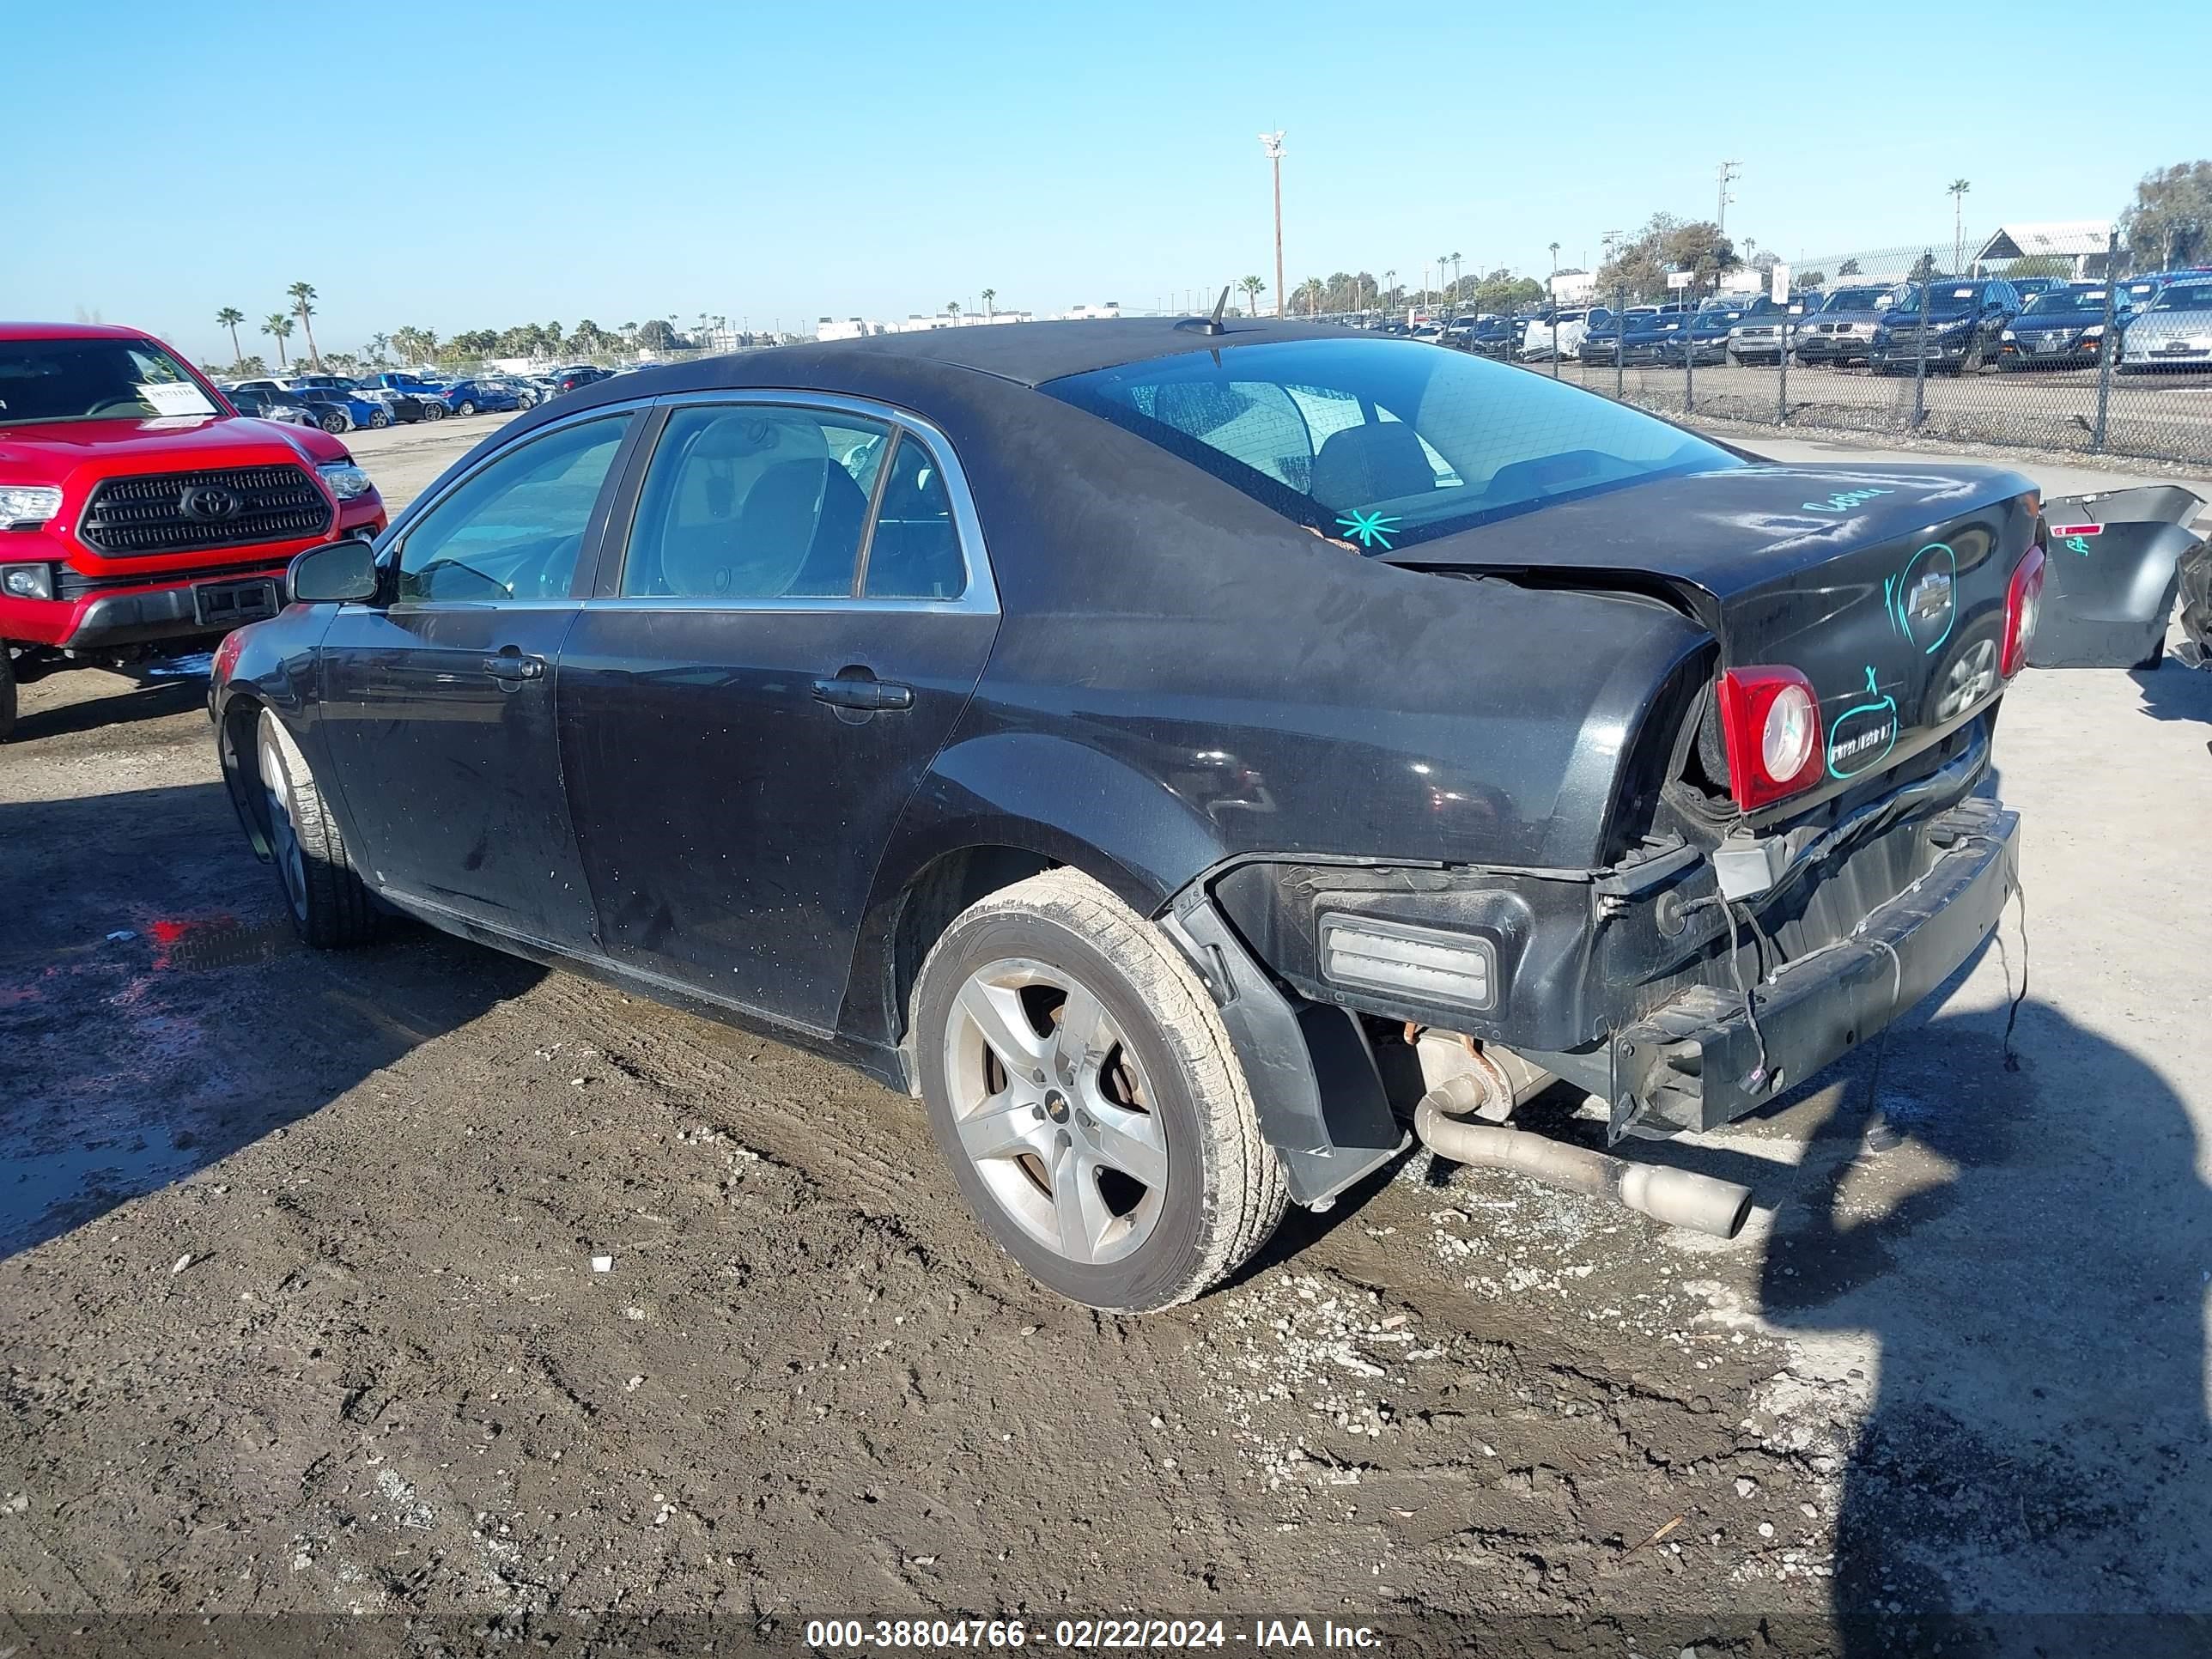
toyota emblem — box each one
[180,484,240,522]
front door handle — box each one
[811,676,914,712]
[483,653,546,684]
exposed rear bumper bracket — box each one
[1611,798,2020,1138]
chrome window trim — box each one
[374,397,658,563]
[599,387,1000,618]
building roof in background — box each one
[1972,221,2113,263]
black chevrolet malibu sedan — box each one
[211,319,2039,1312]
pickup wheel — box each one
[255,708,376,948]
[0,649,16,742]
[912,868,1288,1313]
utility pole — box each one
[1259,131,1286,319]
[1717,160,1741,239]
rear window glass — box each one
[1040,337,1738,553]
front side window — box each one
[620,404,889,599]
[396,414,633,603]
[2153,283,2212,312]
[1042,337,1738,552]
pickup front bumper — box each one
[1613,796,2019,1137]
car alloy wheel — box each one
[370,408,392,428]
[423,402,446,420]
[913,869,1287,1311]
[320,411,348,434]
[942,957,1170,1267]
[459,400,477,416]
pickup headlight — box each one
[0,483,64,529]
[1,562,56,600]
[316,462,374,501]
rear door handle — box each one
[483,653,546,684]
[811,677,914,712]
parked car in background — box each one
[428,378,526,417]
[1725,295,1810,366]
[1658,307,1740,367]
[1869,279,2022,374]
[2119,276,2212,373]
[210,319,2034,1310]
[295,386,392,434]
[222,384,321,428]
[1996,283,2134,370]
[2008,276,2071,307]
[474,375,541,410]
[1519,310,1590,362]
[1792,284,1902,367]
[368,372,453,419]
[1616,312,1686,365]
[1463,317,1521,359]
[0,322,384,738]
[553,364,615,396]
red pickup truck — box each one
[1,322,386,738]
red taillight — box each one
[2001,544,2046,678]
[1716,665,1826,811]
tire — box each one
[369,408,392,428]
[319,410,349,434]
[255,708,377,948]
[0,648,15,743]
[458,400,477,416]
[912,868,1289,1313]
[423,402,447,421]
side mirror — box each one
[290,535,380,605]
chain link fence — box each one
[1504,233,2212,467]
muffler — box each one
[1414,1079,1753,1239]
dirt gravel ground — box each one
[3,414,2211,1656]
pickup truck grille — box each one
[77,465,331,556]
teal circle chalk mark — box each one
[1826,664,1899,781]
[1886,541,1957,656]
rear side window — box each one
[620,404,889,599]
[862,432,966,600]
[1041,337,1736,551]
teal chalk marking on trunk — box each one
[1826,665,1899,781]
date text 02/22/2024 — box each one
[803,1618,1384,1650]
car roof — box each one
[767,318,1353,389]
[0,320,155,343]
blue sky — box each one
[9,0,2201,362]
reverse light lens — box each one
[1319,915,1496,1011]
[2,562,56,600]
[0,484,64,528]
[1760,683,1817,781]
[1717,665,1826,811]
[2002,544,2046,678]
[316,462,374,501]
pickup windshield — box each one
[0,337,218,426]
[1042,337,1739,552]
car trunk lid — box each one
[1389,459,2041,821]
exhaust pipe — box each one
[1413,1079,1753,1239]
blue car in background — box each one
[294,386,393,433]
[432,378,526,417]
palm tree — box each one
[945,301,962,321]
[261,313,293,368]
[1237,275,1265,318]
[981,288,996,319]
[1450,252,1463,298]
[367,331,391,367]
[216,307,246,368]
[1948,179,1972,274]
[286,282,323,369]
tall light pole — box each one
[1259,131,1286,319]
[1948,179,1972,274]
[1717,160,1741,238]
